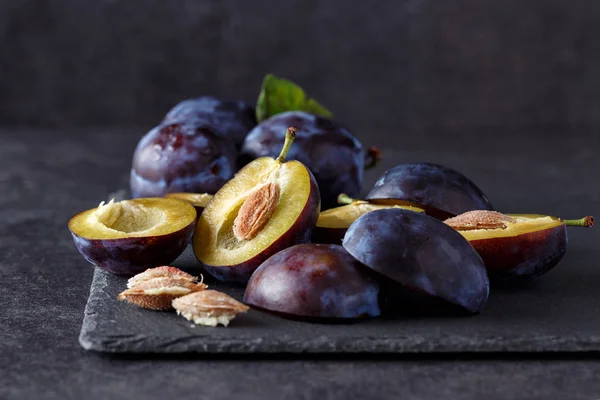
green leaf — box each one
[256,74,333,122]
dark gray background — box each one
[2,0,600,134]
[2,1,600,399]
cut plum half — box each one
[68,198,196,276]
[244,244,381,321]
[446,211,594,279]
[342,208,489,314]
[193,127,320,283]
[366,162,493,219]
[165,192,213,214]
[312,194,424,244]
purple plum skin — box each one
[470,223,567,280]
[163,96,256,149]
[200,173,321,284]
[244,244,381,320]
[367,163,493,219]
[342,208,489,313]
[240,111,364,210]
[130,121,237,198]
[69,221,195,276]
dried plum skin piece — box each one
[240,111,364,209]
[366,162,493,218]
[244,244,381,320]
[342,208,490,313]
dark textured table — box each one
[2,128,600,399]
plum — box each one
[194,127,320,283]
[446,210,594,279]
[312,194,424,245]
[68,198,197,276]
[130,121,237,198]
[366,163,493,219]
[244,244,381,320]
[240,111,368,210]
[163,96,256,149]
[342,208,489,313]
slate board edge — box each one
[79,332,600,355]
[80,269,600,354]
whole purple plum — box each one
[244,244,381,320]
[342,208,489,313]
[240,111,366,210]
[163,96,256,148]
[366,163,493,219]
[130,120,236,198]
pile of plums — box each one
[130,92,379,210]
[130,97,254,198]
[69,75,593,324]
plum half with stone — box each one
[165,192,213,215]
[366,162,493,219]
[312,193,424,245]
[193,127,320,283]
[240,111,380,210]
[244,244,381,321]
[68,198,197,276]
[446,210,594,279]
[130,120,237,198]
[343,208,489,314]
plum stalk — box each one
[337,193,356,205]
[364,146,382,170]
[276,127,298,163]
[562,216,594,227]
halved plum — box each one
[68,198,197,276]
[193,127,320,283]
[446,211,594,279]
[165,192,213,214]
[366,163,493,219]
[342,208,489,313]
[312,194,424,245]
[244,244,381,320]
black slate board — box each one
[78,131,600,355]
[80,230,600,354]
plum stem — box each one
[276,126,298,163]
[337,193,355,205]
[364,146,382,170]
[563,216,594,227]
